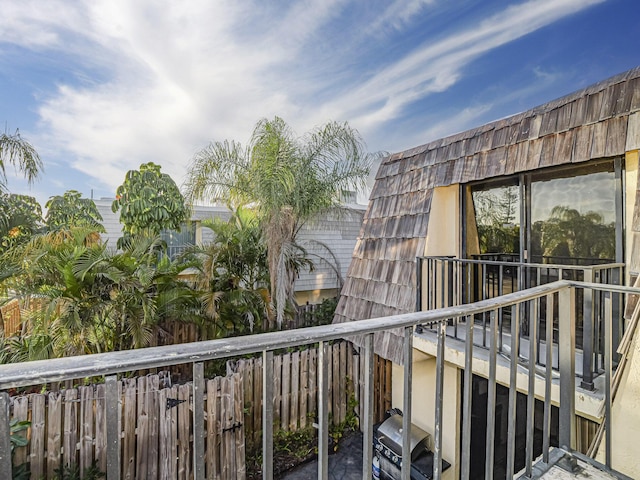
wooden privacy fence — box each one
[10,372,245,480]
[9,341,392,479]
[227,340,392,449]
[1,298,23,337]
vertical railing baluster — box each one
[506,304,520,479]
[440,260,446,310]
[433,322,445,480]
[525,299,538,476]
[263,350,274,480]
[106,375,120,480]
[0,392,11,479]
[460,315,473,480]
[193,362,205,479]
[542,294,554,463]
[318,342,329,480]
[485,310,498,480]
[482,264,487,347]
[498,265,504,353]
[362,334,375,480]
[559,287,576,451]
[416,257,423,312]
[402,326,414,480]
[604,292,613,468]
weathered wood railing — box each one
[0,280,632,479]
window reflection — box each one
[471,184,520,258]
[530,170,615,265]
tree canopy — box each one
[112,162,188,238]
[45,190,105,233]
[184,116,375,327]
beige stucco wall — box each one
[391,354,459,480]
[625,149,638,279]
[594,146,640,478]
[595,322,640,478]
[424,184,460,257]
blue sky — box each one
[1,0,639,206]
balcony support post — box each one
[559,286,576,451]
[318,341,329,480]
[543,294,554,463]
[402,326,414,480]
[193,362,205,479]
[362,334,374,480]
[525,299,539,477]
[0,392,11,479]
[262,350,274,480]
[105,375,120,480]
[506,304,520,478]
[485,310,498,480]
[581,269,595,390]
[434,323,445,480]
[460,315,474,480]
[604,293,613,468]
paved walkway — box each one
[279,431,364,479]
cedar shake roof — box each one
[334,66,640,364]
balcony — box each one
[418,256,625,390]
[0,279,635,479]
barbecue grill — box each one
[373,411,450,480]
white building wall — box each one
[94,199,364,301]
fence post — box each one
[193,362,205,479]
[558,286,576,451]
[105,375,121,480]
[0,392,11,479]
[362,334,374,480]
[262,351,274,480]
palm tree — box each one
[188,207,273,337]
[184,117,375,327]
[0,228,200,360]
[0,129,42,190]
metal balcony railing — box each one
[418,256,625,390]
[0,280,633,480]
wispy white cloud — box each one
[317,0,605,129]
[369,0,437,32]
[0,0,606,199]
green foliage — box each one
[0,193,43,253]
[53,461,104,480]
[10,418,30,480]
[45,190,104,233]
[0,129,42,189]
[0,229,200,360]
[532,205,615,262]
[112,162,187,238]
[189,207,272,338]
[299,296,338,327]
[185,116,377,327]
[473,186,519,254]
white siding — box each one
[95,199,364,300]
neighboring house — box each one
[94,199,365,304]
[335,66,640,478]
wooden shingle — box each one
[335,67,640,364]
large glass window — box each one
[530,163,616,265]
[468,181,520,261]
[161,223,197,260]
[466,160,621,266]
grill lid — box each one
[376,414,431,459]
